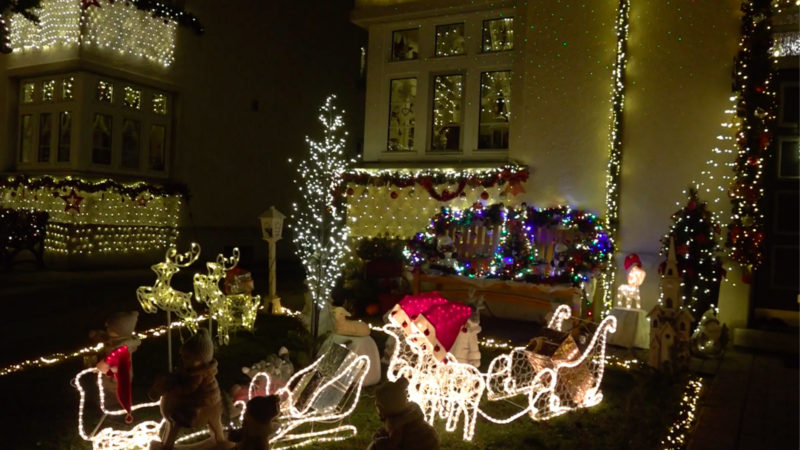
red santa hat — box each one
[624,253,642,272]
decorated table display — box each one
[406,204,613,320]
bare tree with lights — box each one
[290,94,353,344]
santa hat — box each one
[103,345,133,423]
[624,253,642,271]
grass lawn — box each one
[0,313,688,449]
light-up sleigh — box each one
[73,367,164,450]
[235,343,370,449]
[484,304,617,421]
[383,298,616,441]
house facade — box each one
[348,0,799,331]
[0,0,367,267]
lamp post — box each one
[259,206,285,314]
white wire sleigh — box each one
[72,343,369,450]
[383,303,617,441]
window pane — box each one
[391,28,419,61]
[42,80,55,102]
[431,74,464,151]
[19,115,33,163]
[479,71,512,150]
[97,80,113,103]
[152,92,167,115]
[38,113,52,162]
[22,83,34,103]
[482,18,514,52]
[122,119,141,169]
[779,139,799,178]
[92,114,113,164]
[435,23,465,57]
[62,77,74,100]
[388,78,416,152]
[149,125,166,171]
[124,86,141,110]
[58,112,71,162]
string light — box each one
[290,95,354,311]
[601,0,631,315]
[660,377,704,449]
[343,163,529,238]
[8,0,181,67]
[0,175,183,257]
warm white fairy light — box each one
[0,315,209,378]
[772,31,800,56]
[73,368,164,449]
[0,176,182,257]
[601,0,631,314]
[8,0,177,67]
[290,95,354,310]
[660,377,704,449]
[137,243,201,332]
[344,163,527,238]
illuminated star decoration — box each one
[62,189,84,213]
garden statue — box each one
[332,306,371,337]
[148,329,231,449]
[368,378,440,450]
[229,395,280,450]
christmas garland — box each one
[725,0,776,270]
[1,0,203,54]
[1,175,189,200]
[341,163,529,202]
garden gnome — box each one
[331,306,370,337]
[149,329,231,450]
[91,311,141,422]
[230,395,280,450]
[368,378,439,450]
[616,253,645,309]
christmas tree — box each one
[489,208,536,279]
[661,188,725,316]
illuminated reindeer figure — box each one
[137,243,201,369]
[383,318,485,441]
[193,247,261,345]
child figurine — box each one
[229,395,280,450]
[90,311,141,422]
[368,378,439,450]
[149,329,232,450]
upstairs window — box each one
[435,23,465,57]
[388,78,417,152]
[391,28,419,61]
[479,71,512,150]
[482,17,514,52]
[431,74,464,151]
